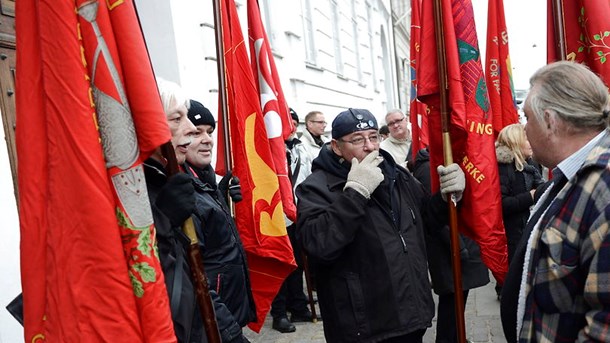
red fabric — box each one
[16,0,174,341]
[418,0,508,283]
[247,0,297,221]
[485,0,519,136]
[409,0,430,156]
[218,0,297,332]
[547,0,610,86]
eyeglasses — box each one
[339,134,380,146]
[387,117,406,127]
[309,120,327,125]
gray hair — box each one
[156,77,190,115]
[385,109,405,123]
[526,61,609,132]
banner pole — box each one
[550,0,567,60]
[212,0,233,171]
[432,1,466,342]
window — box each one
[351,1,362,82]
[302,0,317,64]
[330,0,343,75]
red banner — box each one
[485,0,519,136]
[418,0,508,283]
[247,0,297,221]
[409,0,430,155]
[547,0,610,86]
[217,0,297,332]
[16,0,174,341]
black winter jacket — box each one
[185,163,257,341]
[296,146,448,343]
[144,158,203,343]
[412,148,489,295]
[495,145,543,262]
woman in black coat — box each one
[495,124,544,264]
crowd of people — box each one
[147,60,609,342]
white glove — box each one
[437,163,465,202]
[344,150,384,199]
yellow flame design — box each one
[245,113,287,237]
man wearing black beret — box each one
[296,108,466,342]
[182,99,255,343]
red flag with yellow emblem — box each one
[17,0,175,341]
[216,0,297,332]
[247,0,297,221]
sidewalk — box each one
[243,274,507,343]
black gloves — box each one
[155,173,196,227]
[218,171,242,204]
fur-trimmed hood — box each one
[495,144,515,164]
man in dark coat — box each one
[412,147,489,343]
[183,100,256,342]
[296,108,466,343]
[145,78,202,342]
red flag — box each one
[16,0,175,341]
[217,0,297,332]
[418,0,508,283]
[409,0,430,155]
[247,0,297,221]
[547,0,610,86]
[485,0,519,136]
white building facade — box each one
[135,0,409,126]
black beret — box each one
[289,108,299,123]
[331,108,378,139]
[187,100,215,129]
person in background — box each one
[379,125,390,141]
[380,109,412,168]
[501,61,610,342]
[144,78,201,342]
[411,146,489,343]
[300,111,329,178]
[296,108,466,343]
[183,100,255,343]
[495,123,544,265]
[270,108,317,333]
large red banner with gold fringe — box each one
[547,0,610,86]
[16,0,175,341]
[418,0,508,283]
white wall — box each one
[136,0,398,130]
[0,113,23,342]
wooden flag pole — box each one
[212,0,233,172]
[432,1,466,342]
[161,143,222,343]
[132,2,222,341]
[550,0,567,60]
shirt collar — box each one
[556,130,605,181]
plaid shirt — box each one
[520,130,610,342]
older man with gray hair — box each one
[500,61,610,342]
[380,109,412,167]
